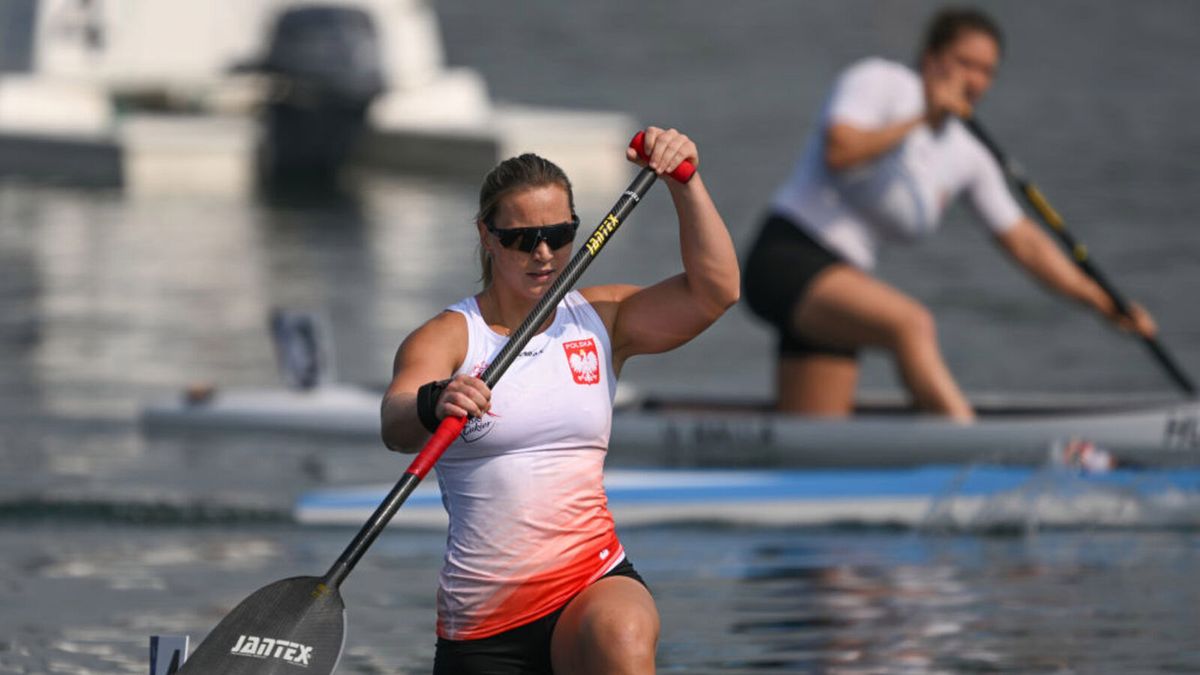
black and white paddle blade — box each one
[178,576,346,675]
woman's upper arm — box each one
[966,141,1024,237]
[385,311,467,399]
[583,280,716,368]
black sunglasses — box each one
[486,216,580,252]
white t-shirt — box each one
[770,57,1023,269]
[434,290,623,641]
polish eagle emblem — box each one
[562,338,600,385]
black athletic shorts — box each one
[432,558,648,675]
[742,212,858,358]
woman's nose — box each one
[531,239,554,259]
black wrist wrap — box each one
[416,379,449,433]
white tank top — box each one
[434,290,623,641]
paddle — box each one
[174,133,695,674]
[963,117,1196,396]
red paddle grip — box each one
[629,131,696,183]
[405,415,467,479]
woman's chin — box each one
[525,273,559,293]
[525,285,552,299]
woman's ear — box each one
[476,220,494,255]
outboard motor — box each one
[256,5,384,188]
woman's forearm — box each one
[667,173,740,318]
[1002,220,1113,316]
[380,392,426,453]
[824,117,924,171]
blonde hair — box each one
[475,154,575,287]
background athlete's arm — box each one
[826,62,970,170]
[995,221,1156,337]
[825,118,924,170]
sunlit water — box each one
[3,1,1200,672]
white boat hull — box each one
[141,384,1200,468]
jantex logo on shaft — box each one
[231,634,314,667]
[584,213,621,255]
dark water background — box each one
[2,1,1199,672]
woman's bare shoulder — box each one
[394,309,469,372]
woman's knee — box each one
[553,581,659,674]
[585,604,658,661]
[884,302,938,352]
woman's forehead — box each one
[946,29,999,58]
[495,184,572,221]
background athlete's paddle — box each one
[175,133,695,674]
[964,117,1196,397]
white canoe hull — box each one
[141,384,1200,467]
[612,399,1200,468]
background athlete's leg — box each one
[777,353,859,415]
[787,265,974,420]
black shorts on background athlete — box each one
[742,212,858,358]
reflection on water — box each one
[1,174,485,423]
[733,561,987,673]
[1,522,1198,673]
[644,530,1200,674]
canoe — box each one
[294,465,1200,529]
[612,391,1200,468]
[141,383,1200,468]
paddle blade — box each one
[177,576,345,674]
